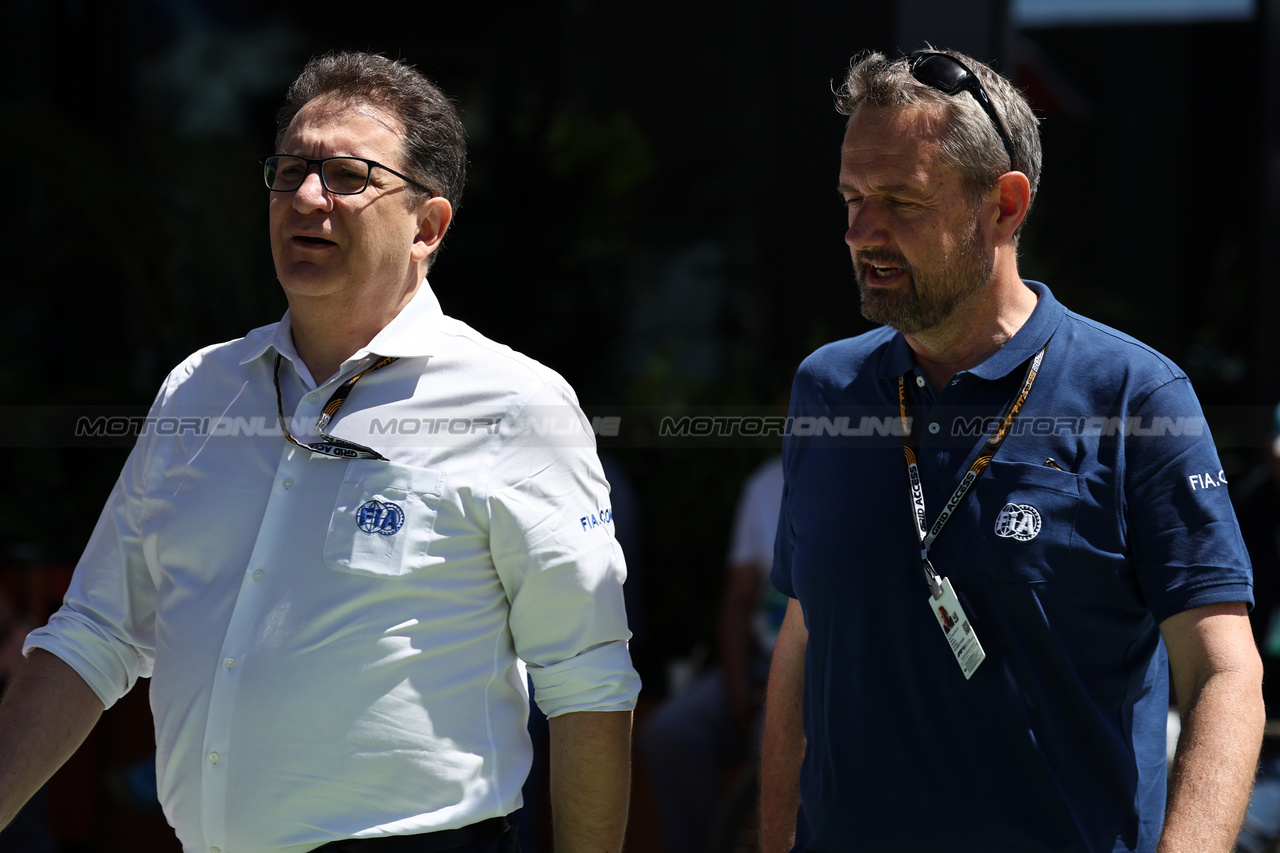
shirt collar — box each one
[241,279,445,369]
[877,280,1064,382]
[967,280,1062,380]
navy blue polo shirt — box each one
[772,281,1251,853]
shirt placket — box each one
[198,384,326,852]
[911,372,974,512]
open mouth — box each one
[867,263,902,282]
[292,235,336,248]
[859,256,909,286]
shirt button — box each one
[211,848,221,853]
[928,422,941,434]
[307,392,320,404]
[915,375,926,388]
[224,658,236,670]
[253,569,265,582]
[208,752,220,764]
[282,477,295,490]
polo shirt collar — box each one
[241,278,445,368]
[967,280,1062,380]
[877,280,1065,382]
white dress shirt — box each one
[727,456,783,573]
[27,281,639,853]
[726,456,785,650]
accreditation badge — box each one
[930,577,986,679]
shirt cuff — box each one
[528,640,640,717]
[23,612,149,710]
[1148,579,1254,626]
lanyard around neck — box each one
[898,344,1047,597]
[274,353,398,460]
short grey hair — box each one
[835,49,1041,236]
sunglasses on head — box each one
[907,51,1016,172]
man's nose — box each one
[845,201,889,251]
[292,168,331,211]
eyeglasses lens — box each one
[321,159,371,194]
[263,156,371,194]
[264,156,299,191]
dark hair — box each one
[835,49,1041,238]
[276,51,467,212]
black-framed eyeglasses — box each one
[261,154,433,196]
[907,51,1017,172]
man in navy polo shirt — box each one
[759,49,1263,853]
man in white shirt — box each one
[0,51,638,853]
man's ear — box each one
[411,196,453,263]
[991,171,1031,245]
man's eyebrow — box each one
[837,182,930,199]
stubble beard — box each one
[856,209,993,335]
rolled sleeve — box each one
[25,444,157,709]
[25,613,148,710]
[487,381,639,716]
[527,640,640,717]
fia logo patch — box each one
[994,502,1042,542]
[356,500,405,535]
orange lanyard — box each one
[898,344,1047,597]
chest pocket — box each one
[323,461,447,578]
[968,459,1082,584]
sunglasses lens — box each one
[912,54,968,95]
[907,52,1016,172]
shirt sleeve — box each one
[485,381,640,717]
[727,465,764,569]
[24,394,166,709]
[1124,376,1253,623]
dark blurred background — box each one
[7,0,1280,679]
[7,0,1280,678]
[3,2,1280,843]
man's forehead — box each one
[839,105,951,189]
[842,105,946,155]
[282,96,404,147]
